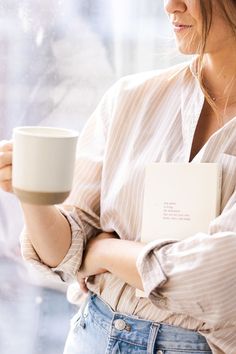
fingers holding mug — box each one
[0,141,13,193]
[0,140,13,152]
[0,151,13,169]
[0,178,13,193]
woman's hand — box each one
[0,140,13,193]
[77,232,117,293]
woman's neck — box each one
[202,51,236,101]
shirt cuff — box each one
[20,207,85,284]
[136,239,176,299]
[51,207,85,282]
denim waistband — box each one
[86,293,211,352]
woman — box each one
[1,1,236,353]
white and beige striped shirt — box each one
[21,60,236,354]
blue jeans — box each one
[64,292,212,354]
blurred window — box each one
[0,1,186,354]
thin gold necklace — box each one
[209,93,236,109]
[211,95,236,103]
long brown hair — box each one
[198,0,236,122]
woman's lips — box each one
[172,23,193,32]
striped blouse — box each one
[21,60,236,354]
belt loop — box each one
[79,293,90,329]
[147,323,160,354]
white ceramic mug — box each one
[12,126,78,205]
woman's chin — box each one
[175,40,198,55]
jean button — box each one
[114,319,126,331]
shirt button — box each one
[114,319,126,331]
[159,299,166,306]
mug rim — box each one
[13,126,79,138]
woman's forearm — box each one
[21,203,72,268]
[100,238,145,290]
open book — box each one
[136,162,222,297]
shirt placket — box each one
[181,81,205,162]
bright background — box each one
[0,1,187,354]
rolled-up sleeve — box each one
[20,208,85,283]
[136,189,236,326]
[20,82,119,283]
